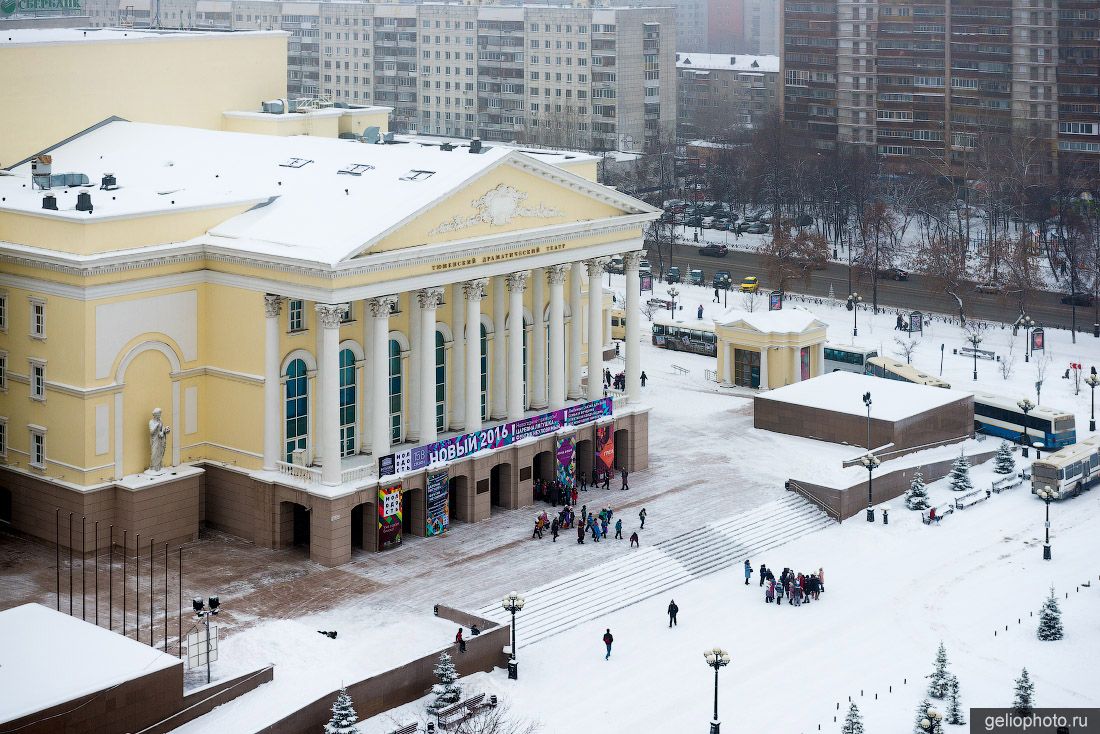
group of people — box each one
[748,561,825,606]
[531,503,645,548]
[533,470,630,508]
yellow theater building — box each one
[0,30,657,566]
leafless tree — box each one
[999,340,1016,381]
[450,703,541,734]
[893,337,918,364]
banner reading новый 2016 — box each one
[595,424,615,481]
[378,484,402,550]
[555,436,576,488]
[425,470,449,537]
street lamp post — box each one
[1086,368,1099,431]
[1016,314,1035,362]
[192,595,220,685]
[965,326,983,381]
[703,647,730,734]
[860,452,881,523]
[1038,486,1053,560]
[502,591,525,680]
[847,292,862,337]
[668,286,680,316]
[920,706,944,734]
[1017,398,1035,458]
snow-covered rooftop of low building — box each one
[392,132,600,167]
[757,371,971,421]
[0,27,283,47]
[0,603,181,724]
[676,52,780,74]
[716,307,825,335]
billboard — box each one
[555,436,576,488]
[769,291,783,311]
[378,484,402,550]
[380,397,613,476]
[594,424,615,482]
[425,470,449,537]
[1031,327,1045,352]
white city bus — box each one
[823,343,879,374]
[1031,435,1100,499]
[972,392,1076,449]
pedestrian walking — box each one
[531,519,543,539]
[640,370,648,387]
[614,518,623,539]
[759,563,768,587]
[577,522,585,544]
[571,487,579,505]
[697,304,704,319]
[620,468,629,491]
[602,471,611,490]
[629,531,639,547]
[818,566,825,593]
[667,599,679,627]
[743,559,752,585]
[551,518,559,542]
[603,629,614,659]
[455,628,466,653]
[713,287,720,303]
[639,507,647,529]
[580,471,588,491]
[604,367,612,388]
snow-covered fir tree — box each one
[1038,587,1064,641]
[927,642,951,698]
[1013,668,1035,715]
[323,688,360,734]
[946,675,965,725]
[427,652,463,714]
[948,454,972,492]
[993,442,1016,474]
[841,702,864,734]
[906,471,930,510]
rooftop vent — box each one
[337,163,375,176]
[75,191,93,213]
[100,173,118,190]
[382,132,395,144]
[730,56,736,65]
[440,142,455,152]
[261,98,289,114]
[399,170,435,182]
[469,138,483,154]
[42,194,57,211]
[279,158,313,169]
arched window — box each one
[388,339,403,444]
[338,348,356,457]
[480,323,489,421]
[284,358,308,462]
[435,330,447,433]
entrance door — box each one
[292,504,310,547]
[734,348,761,388]
[490,463,511,509]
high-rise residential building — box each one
[622,0,707,52]
[781,0,1100,181]
[83,0,677,152]
[676,52,779,136]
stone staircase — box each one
[475,493,834,647]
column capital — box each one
[505,271,529,293]
[416,287,445,310]
[263,294,284,319]
[546,264,568,284]
[315,303,348,329]
[368,295,399,318]
[462,278,489,301]
[584,258,609,277]
[623,251,645,270]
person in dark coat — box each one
[620,468,629,491]
[667,599,679,627]
[640,371,648,387]
[604,367,612,388]
[639,507,647,529]
[602,471,611,490]
[550,517,559,542]
[603,629,614,659]
[455,628,466,653]
[629,531,640,547]
[579,471,588,491]
[614,518,623,539]
[577,522,585,544]
[697,304,704,319]
[759,563,768,587]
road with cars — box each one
[643,239,1098,334]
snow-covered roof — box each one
[0,603,181,724]
[758,371,972,421]
[716,307,825,335]
[676,52,780,74]
[0,120,648,265]
[393,132,601,168]
[0,27,283,47]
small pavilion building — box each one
[715,308,827,389]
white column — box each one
[723,344,733,384]
[816,342,825,378]
[464,279,487,431]
[759,347,769,390]
[623,252,642,403]
[790,346,801,384]
[316,303,347,486]
[262,294,283,470]
[418,288,443,444]
[314,311,325,461]
[360,304,374,453]
[585,258,607,401]
[530,267,547,409]
[568,262,584,399]
[408,293,421,440]
[506,271,528,420]
[492,275,507,418]
[450,283,466,430]
[547,265,567,410]
[370,296,397,461]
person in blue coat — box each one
[743,559,753,585]
[614,518,623,539]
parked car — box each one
[666,266,682,283]
[689,268,705,286]
[606,256,624,274]
[702,217,716,229]
[740,275,760,293]
[713,270,732,289]
[1061,293,1094,306]
[975,282,1002,295]
[742,212,760,223]
[879,267,909,281]
[745,222,769,234]
[639,259,652,275]
[647,297,674,310]
[698,244,729,257]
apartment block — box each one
[676,52,779,136]
[781,0,1100,180]
[85,0,676,152]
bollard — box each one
[861,690,863,697]
[837,703,840,710]
[995,630,997,636]
[889,686,892,693]
[875,693,878,700]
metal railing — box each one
[786,479,842,522]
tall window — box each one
[480,324,489,420]
[0,418,6,459]
[284,359,308,461]
[388,339,403,443]
[338,348,356,457]
[30,300,45,339]
[288,299,305,331]
[30,361,45,401]
[0,294,7,331]
[30,428,45,468]
[435,330,446,432]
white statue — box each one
[148,408,171,472]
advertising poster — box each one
[555,436,576,488]
[1031,327,1045,352]
[769,291,783,311]
[425,470,449,537]
[378,484,402,550]
[594,424,615,482]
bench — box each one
[960,346,997,361]
[437,693,492,730]
[670,364,689,375]
[954,489,991,510]
[992,475,1023,494]
[387,724,418,734]
[921,505,954,525]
